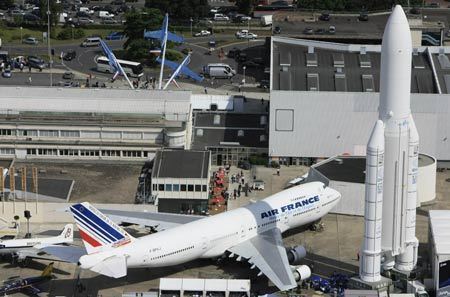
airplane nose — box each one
[326,187,341,201]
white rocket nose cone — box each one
[379,4,412,121]
[388,5,408,25]
[368,120,385,149]
[382,5,411,49]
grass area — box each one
[0,26,119,44]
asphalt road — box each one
[0,35,269,90]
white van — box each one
[203,63,235,78]
[80,37,101,47]
[98,11,114,18]
[79,7,93,14]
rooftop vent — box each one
[334,73,347,92]
[279,51,291,67]
[333,53,345,68]
[307,73,319,91]
[359,53,371,68]
[308,46,314,54]
[362,74,375,92]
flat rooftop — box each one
[272,39,438,93]
[152,150,210,179]
[314,154,436,184]
[192,112,269,149]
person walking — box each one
[277,168,280,176]
[28,76,32,85]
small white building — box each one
[159,278,250,297]
[429,210,450,297]
[151,150,211,214]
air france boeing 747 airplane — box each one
[64,181,340,291]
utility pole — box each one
[47,0,53,87]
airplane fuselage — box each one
[80,182,341,270]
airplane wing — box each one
[25,285,42,295]
[40,245,87,263]
[228,228,297,291]
[144,30,184,43]
[155,57,204,82]
[99,208,204,231]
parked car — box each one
[27,56,45,70]
[359,12,369,21]
[303,27,314,35]
[329,25,336,34]
[228,47,241,58]
[102,18,117,24]
[77,17,94,25]
[213,13,229,21]
[23,37,39,45]
[259,79,270,89]
[62,50,76,61]
[235,29,257,39]
[238,161,251,170]
[62,71,74,80]
[319,13,330,21]
[105,32,125,40]
[253,180,265,191]
[273,26,281,34]
[194,30,211,37]
[2,69,12,78]
[315,28,326,35]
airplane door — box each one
[201,236,209,250]
[240,225,246,238]
[283,213,289,228]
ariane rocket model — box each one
[360,5,419,283]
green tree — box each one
[0,0,14,10]
[39,0,62,26]
[236,0,255,15]
[123,8,163,48]
[145,0,210,20]
[124,39,157,65]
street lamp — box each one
[20,26,23,43]
[242,66,246,85]
[71,24,74,40]
[190,18,193,37]
[47,0,53,87]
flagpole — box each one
[158,13,169,90]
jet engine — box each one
[291,265,311,282]
[286,246,307,265]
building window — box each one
[27,148,37,155]
[18,130,38,136]
[213,115,220,125]
[80,150,100,157]
[0,148,14,155]
[59,149,79,156]
[165,184,172,191]
[0,129,13,136]
[173,184,180,191]
[181,184,187,191]
[39,130,58,137]
[187,184,194,192]
[101,150,120,157]
[102,131,121,139]
[38,148,58,155]
[158,184,164,191]
[123,151,142,158]
[202,185,207,192]
[195,185,201,192]
[60,130,80,138]
[153,184,157,191]
[237,130,244,137]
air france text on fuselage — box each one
[260,196,320,219]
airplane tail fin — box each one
[41,262,54,277]
[58,224,74,243]
[69,202,134,254]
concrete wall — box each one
[329,181,365,216]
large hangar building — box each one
[269,37,450,167]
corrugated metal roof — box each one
[429,210,450,255]
[269,91,450,160]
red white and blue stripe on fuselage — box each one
[70,203,125,248]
